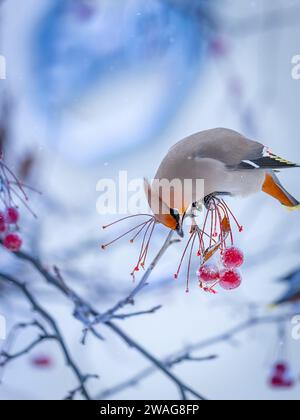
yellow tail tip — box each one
[267,303,278,310]
[284,203,300,211]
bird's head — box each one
[144,178,184,236]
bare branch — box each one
[1,232,208,401]
[167,353,218,367]
[112,305,162,320]
[86,230,174,329]
[0,335,56,367]
[64,375,99,401]
[106,320,207,401]
[96,314,290,400]
[0,272,94,400]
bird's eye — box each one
[170,208,181,227]
[170,208,180,218]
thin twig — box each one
[0,320,50,378]
[167,353,218,367]
[85,231,174,330]
[64,375,99,400]
[0,335,56,367]
[106,321,207,401]
[112,305,162,320]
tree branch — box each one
[106,320,207,401]
[0,335,56,367]
[0,272,95,400]
[84,230,174,331]
[96,314,290,400]
[1,231,208,400]
[112,305,162,320]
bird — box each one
[146,128,300,237]
[273,268,300,306]
[277,268,300,286]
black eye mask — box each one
[170,208,184,237]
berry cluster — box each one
[0,207,22,252]
[198,247,244,293]
[269,362,295,389]
[174,196,245,293]
[0,155,32,253]
[102,195,246,294]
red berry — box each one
[269,362,295,389]
[219,269,242,290]
[275,363,287,374]
[0,212,6,233]
[5,207,20,224]
[222,247,244,269]
[31,355,53,369]
[270,376,285,388]
[270,375,294,389]
[197,264,220,282]
[3,233,22,252]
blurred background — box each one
[0,0,300,400]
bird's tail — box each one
[262,172,300,209]
[252,152,299,169]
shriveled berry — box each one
[3,233,22,252]
[197,264,220,283]
[219,269,242,290]
[5,207,20,224]
[222,247,244,269]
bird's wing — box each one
[172,128,298,170]
[278,268,300,283]
[236,151,299,170]
[169,128,263,167]
[274,271,300,305]
[274,287,300,305]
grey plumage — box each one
[154,128,267,209]
[150,127,299,216]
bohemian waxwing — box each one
[145,128,299,237]
[273,268,300,306]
